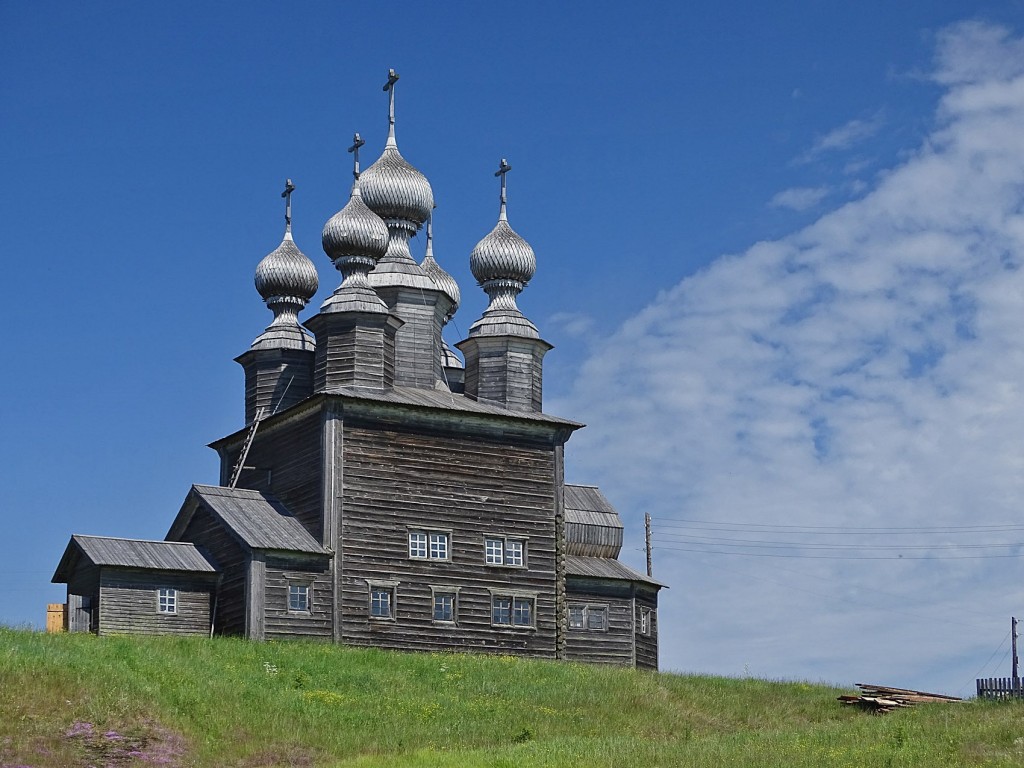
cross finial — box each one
[281,178,296,233]
[495,159,511,221]
[383,69,400,145]
[348,132,365,179]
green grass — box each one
[1,627,1022,767]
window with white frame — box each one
[369,584,396,619]
[568,605,585,629]
[288,584,310,613]
[491,595,534,628]
[484,537,527,567]
[433,592,456,623]
[157,588,177,614]
[409,531,450,561]
[639,607,651,635]
[568,604,608,631]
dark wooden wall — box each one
[337,417,560,657]
[231,407,325,542]
[97,569,214,637]
[634,588,659,671]
[66,560,100,633]
[175,505,248,636]
[564,578,636,666]
[263,554,333,641]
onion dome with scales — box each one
[250,180,318,350]
[319,133,391,314]
[359,70,434,232]
[467,159,539,338]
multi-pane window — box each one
[369,587,394,619]
[568,604,609,632]
[568,605,585,629]
[409,532,428,559]
[484,537,526,567]
[433,592,456,623]
[288,584,310,613]
[157,588,177,614]
[491,595,534,628]
[429,533,448,560]
[639,608,651,635]
[409,531,449,560]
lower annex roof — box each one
[52,535,217,583]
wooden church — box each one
[52,72,664,669]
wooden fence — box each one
[976,677,1024,699]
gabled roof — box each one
[168,485,329,555]
[52,535,217,583]
[565,555,666,588]
[564,484,623,528]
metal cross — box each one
[383,69,400,132]
[348,133,365,179]
[281,179,295,231]
[495,159,511,217]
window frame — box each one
[483,536,528,568]
[408,529,452,562]
[567,603,610,632]
[157,588,177,615]
[367,580,399,621]
[488,590,537,630]
[430,586,460,625]
[288,583,311,614]
[639,607,651,635]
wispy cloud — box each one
[555,21,1024,692]
[768,186,830,211]
[799,112,885,163]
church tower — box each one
[305,133,402,391]
[235,181,319,423]
[458,160,552,412]
[359,70,454,390]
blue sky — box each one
[5,1,1024,695]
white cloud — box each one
[800,112,885,163]
[769,186,830,211]
[555,21,1024,693]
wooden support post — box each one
[1013,616,1019,693]
[645,512,653,577]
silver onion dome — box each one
[360,69,434,228]
[469,217,536,287]
[360,143,434,227]
[322,185,390,265]
[421,217,460,318]
[255,232,319,306]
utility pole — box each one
[1013,616,1019,693]
[645,513,653,577]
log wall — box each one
[97,568,214,637]
[337,417,560,657]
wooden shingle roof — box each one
[170,485,329,555]
[566,555,665,588]
[52,535,217,583]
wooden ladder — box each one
[228,407,265,488]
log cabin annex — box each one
[52,71,664,669]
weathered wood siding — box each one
[175,505,248,635]
[564,578,636,666]
[635,588,659,671]
[97,569,214,637]
[338,416,559,657]
[229,406,324,542]
[307,313,400,391]
[239,348,315,425]
[66,560,100,633]
[263,554,333,641]
[371,286,448,390]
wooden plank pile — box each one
[838,683,962,714]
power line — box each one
[653,544,1024,560]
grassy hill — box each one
[1,627,1021,767]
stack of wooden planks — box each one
[838,683,962,713]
